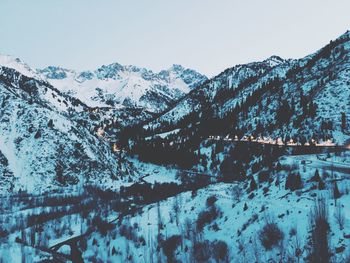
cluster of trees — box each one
[218,142,284,183]
[129,75,286,168]
[276,87,318,125]
[299,88,317,118]
[131,137,201,168]
[120,176,211,205]
[213,73,266,105]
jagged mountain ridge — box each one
[37,62,207,113]
[143,55,289,131]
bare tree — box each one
[237,237,246,263]
[251,235,260,263]
[291,228,303,263]
[308,197,330,263]
[278,238,287,263]
[334,202,345,230]
[156,201,163,242]
[172,196,180,226]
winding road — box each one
[282,153,350,175]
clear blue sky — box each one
[1,0,350,77]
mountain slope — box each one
[0,64,130,194]
[143,55,289,132]
[81,151,350,262]
[0,54,41,79]
[141,31,350,146]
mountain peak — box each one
[38,66,73,79]
[337,30,350,41]
[0,53,40,79]
[169,64,185,72]
[96,62,124,79]
[35,60,207,112]
[263,55,285,67]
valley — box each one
[1,148,349,262]
[1,30,350,262]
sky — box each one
[1,0,350,77]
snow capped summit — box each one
[38,62,207,112]
[263,55,285,67]
[95,62,124,79]
[37,66,73,79]
[158,64,208,91]
[0,53,41,79]
[6,58,207,114]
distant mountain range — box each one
[37,63,207,112]
[0,54,207,113]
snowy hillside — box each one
[141,31,350,146]
[81,151,350,262]
[143,55,289,132]
[37,63,207,113]
[0,65,131,194]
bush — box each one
[334,203,345,230]
[285,173,302,191]
[206,195,217,207]
[212,240,229,262]
[250,177,257,192]
[259,220,284,250]
[258,170,270,183]
[92,216,114,235]
[0,228,8,238]
[333,182,342,200]
[197,206,220,232]
[193,241,211,262]
[308,198,330,263]
[162,235,181,262]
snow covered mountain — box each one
[2,30,350,263]
[0,61,132,194]
[0,54,42,80]
[37,63,207,113]
[143,55,288,131]
[141,31,350,146]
